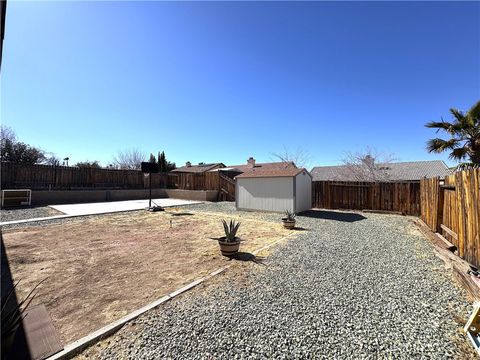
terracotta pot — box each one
[282,218,296,229]
[218,237,240,257]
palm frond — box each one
[425,120,460,135]
[467,100,480,121]
[450,108,465,122]
[426,100,480,162]
[449,147,469,161]
[426,138,458,153]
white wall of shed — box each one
[236,177,294,212]
[294,171,312,212]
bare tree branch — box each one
[340,147,397,182]
[271,146,312,169]
[0,125,17,144]
[43,153,61,166]
[112,148,145,170]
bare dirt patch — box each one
[2,208,295,345]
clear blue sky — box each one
[1,1,479,169]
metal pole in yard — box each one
[149,172,152,209]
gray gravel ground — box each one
[0,206,63,223]
[79,203,475,359]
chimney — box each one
[247,157,256,168]
[362,155,374,168]
[185,161,191,167]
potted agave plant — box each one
[282,210,296,229]
[218,219,241,257]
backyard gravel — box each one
[0,206,63,223]
[80,204,476,359]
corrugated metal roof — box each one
[310,160,451,181]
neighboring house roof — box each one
[236,166,309,178]
[228,161,296,172]
[170,163,225,174]
[310,160,451,181]
[209,167,243,172]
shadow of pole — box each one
[228,252,266,265]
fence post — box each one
[436,180,444,233]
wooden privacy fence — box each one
[167,172,236,200]
[420,169,480,268]
[219,173,236,201]
[1,162,237,200]
[420,177,442,230]
[312,181,421,215]
[167,172,219,190]
[1,162,168,190]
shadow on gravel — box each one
[300,209,366,223]
[229,252,265,265]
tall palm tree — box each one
[426,100,480,170]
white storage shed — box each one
[235,167,312,213]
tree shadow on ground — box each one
[228,252,265,265]
[299,209,367,223]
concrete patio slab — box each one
[49,198,202,216]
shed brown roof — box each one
[236,167,309,178]
[228,161,296,172]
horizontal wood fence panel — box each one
[312,180,420,215]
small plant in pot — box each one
[282,210,296,229]
[218,219,241,257]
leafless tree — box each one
[44,153,61,166]
[272,146,312,169]
[340,148,397,181]
[112,148,145,170]
[0,125,16,144]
